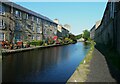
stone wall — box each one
[116,11,120,53]
[94,2,120,54]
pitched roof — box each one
[2,1,57,24]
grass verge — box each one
[67,41,95,82]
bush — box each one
[64,38,70,43]
[30,40,43,46]
[64,37,77,44]
[48,39,55,45]
[42,43,48,46]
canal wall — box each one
[1,44,69,54]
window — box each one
[0,4,5,15]
[32,16,34,21]
[11,7,13,14]
[15,22,21,30]
[0,33,4,41]
[36,36,40,40]
[32,35,34,40]
[15,10,22,18]
[0,20,5,29]
[28,15,31,20]
[34,17,37,21]
[0,20,2,27]
[32,26,34,31]
[15,10,19,16]
[19,11,21,18]
[37,18,39,23]
[15,33,21,41]
[37,27,40,33]
[26,14,29,19]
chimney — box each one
[54,19,59,24]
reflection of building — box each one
[90,20,101,40]
[54,19,70,38]
[0,1,57,42]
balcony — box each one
[25,26,34,34]
[26,20,31,26]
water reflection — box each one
[2,42,90,82]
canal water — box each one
[2,42,90,82]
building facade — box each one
[54,19,70,38]
[90,20,101,40]
[0,1,57,43]
[93,1,120,54]
[62,26,69,38]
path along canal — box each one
[2,42,90,82]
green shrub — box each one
[30,40,43,46]
[42,43,48,46]
[48,39,55,45]
[64,38,70,43]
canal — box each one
[2,42,90,82]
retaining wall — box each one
[117,11,120,53]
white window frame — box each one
[37,18,39,23]
[32,16,34,21]
[26,14,29,19]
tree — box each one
[69,33,77,43]
[82,30,90,42]
[76,34,82,39]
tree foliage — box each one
[76,34,82,39]
[82,30,90,41]
[69,33,77,43]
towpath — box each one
[86,48,116,82]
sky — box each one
[15,2,107,35]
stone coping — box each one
[1,44,69,54]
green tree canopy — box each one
[76,34,82,39]
[82,30,90,41]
